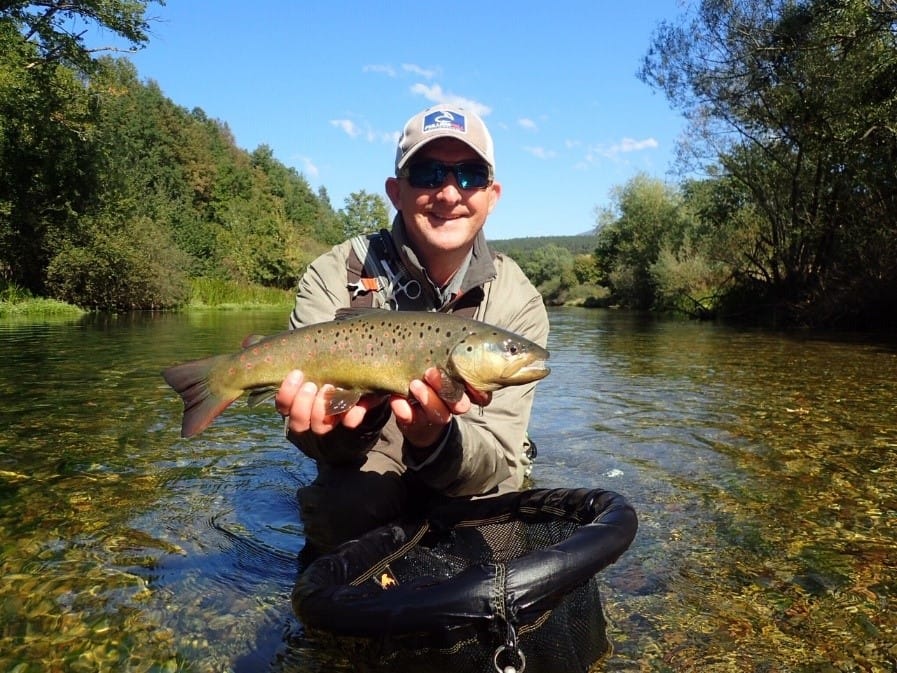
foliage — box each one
[0,280,85,316]
[188,277,292,308]
[2,0,161,73]
[490,236,605,306]
[46,214,191,309]
[639,0,897,326]
[341,190,390,238]
[594,174,691,310]
[490,235,598,256]
[0,8,339,310]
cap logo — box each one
[422,110,466,135]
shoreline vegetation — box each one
[0,275,604,319]
[0,278,293,318]
[3,3,896,330]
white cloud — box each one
[298,156,318,178]
[603,137,659,157]
[523,146,556,160]
[362,64,397,77]
[330,119,361,138]
[409,83,492,117]
[331,118,395,145]
[518,118,538,131]
[580,136,660,165]
[402,63,437,79]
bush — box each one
[46,216,192,310]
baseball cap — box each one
[395,105,495,172]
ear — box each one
[385,177,401,209]
[487,180,502,214]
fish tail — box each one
[162,355,238,438]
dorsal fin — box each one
[333,307,390,322]
[241,334,266,348]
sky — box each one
[109,1,690,241]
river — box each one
[1,307,895,672]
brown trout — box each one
[162,309,550,438]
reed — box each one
[189,278,293,308]
[0,282,85,317]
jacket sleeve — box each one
[285,242,392,464]
[404,259,550,495]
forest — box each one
[2,1,896,328]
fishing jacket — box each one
[287,214,549,496]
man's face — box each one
[386,138,501,260]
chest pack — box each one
[345,230,481,318]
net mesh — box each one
[294,488,637,673]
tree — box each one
[593,174,687,309]
[1,0,162,73]
[0,20,101,293]
[341,190,390,238]
[0,1,160,295]
[640,0,897,326]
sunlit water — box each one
[1,308,895,672]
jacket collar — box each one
[390,214,496,307]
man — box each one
[274,104,549,555]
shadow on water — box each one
[1,307,895,672]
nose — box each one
[435,174,463,203]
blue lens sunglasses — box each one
[399,160,493,190]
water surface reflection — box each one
[0,308,894,671]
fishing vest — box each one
[345,229,537,474]
[345,229,483,318]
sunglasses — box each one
[399,160,493,190]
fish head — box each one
[448,328,550,392]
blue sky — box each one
[117,1,689,240]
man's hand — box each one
[275,370,385,435]
[275,368,492,444]
[391,368,492,448]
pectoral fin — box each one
[434,367,465,405]
[322,388,363,415]
[246,387,278,408]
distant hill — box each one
[488,234,597,256]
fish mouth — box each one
[464,383,493,406]
[502,358,550,382]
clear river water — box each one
[1,307,895,672]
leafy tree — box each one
[341,190,390,238]
[313,185,345,245]
[593,174,687,309]
[572,253,600,286]
[0,20,100,294]
[2,0,162,73]
[640,0,897,326]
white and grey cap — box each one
[395,104,495,172]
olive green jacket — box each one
[287,216,549,496]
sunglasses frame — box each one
[398,160,494,191]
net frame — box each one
[293,487,638,673]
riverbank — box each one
[0,278,293,318]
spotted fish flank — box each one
[162,309,550,438]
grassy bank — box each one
[187,278,293,309]
[0,283,86,318]
[0,279,293,317]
